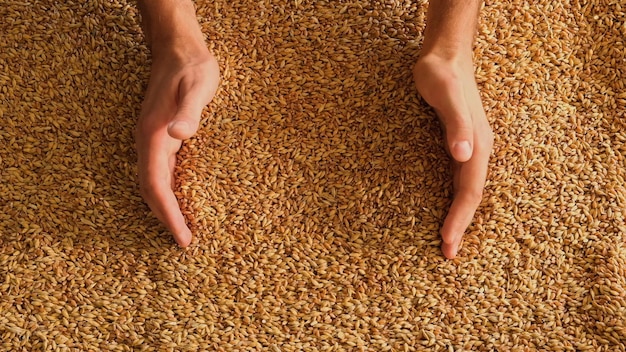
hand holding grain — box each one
[135,50,220,246]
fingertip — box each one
[174,228,193,248]
[440,224,463,259]
[441,242,458,259]
[451,140,473,162]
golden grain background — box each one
[1,0,626,350]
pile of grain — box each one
[1,0,625,350]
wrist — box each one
[420,40,473,63]
[151,35,211,67]
[138,0,209,62]
[419,0,480,62]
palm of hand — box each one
[136,54,220,246]
[413,55,493,259]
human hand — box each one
[136,49,220,247]
[413,54,493,259]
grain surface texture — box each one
[1,0,625,351]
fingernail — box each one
[169,121,189,131]
[452,140,472,162]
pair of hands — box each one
[135,50,492,258]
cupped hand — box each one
[136,49,220,247]
[413,54,494,259]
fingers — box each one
[440,186,481,259]
[440,125,493,259]
[142,178,193,247]
[138,134,192,247]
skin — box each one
[136,0,220,246]
[414,0,494,258]
[136,0,493,258]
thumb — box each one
[447,117,473,163]
[437,104,474,163]
[428,78,474,163]
[168,84,207,140]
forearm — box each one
[137,0,207,59]
[421,0,482,59]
